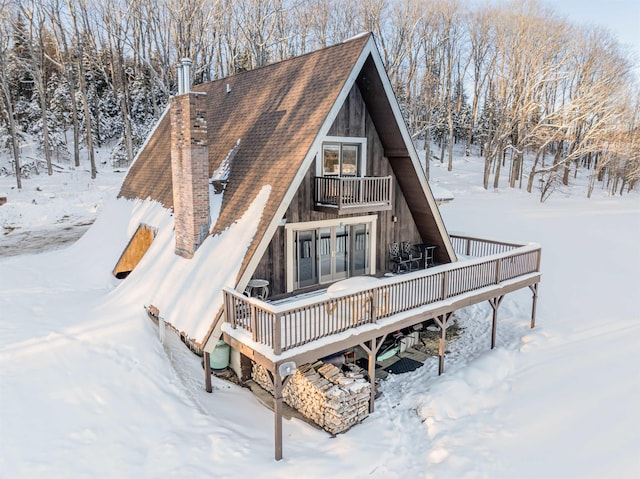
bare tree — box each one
[231,0,285,68]
[46,0,82,167]
[66,0,96,178]
[16,0,54,175]
[0,0,22,188]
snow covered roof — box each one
[116,33,456,348]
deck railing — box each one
[223,235,541,355]
[314,176,392,210]
[449,234,522,257]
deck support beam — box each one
[204,351,212,393]
[433,312,453,375]
[274,371,284,461]
[488,296,505,349]
[529,283,539,328]
[268,369,292,461]
[360,334,387,413]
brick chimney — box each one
[171,58,210,259]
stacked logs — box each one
[252,361,371,434]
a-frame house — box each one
[116,33,541,460]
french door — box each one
[294,224,370,289]
[318,225,349,283]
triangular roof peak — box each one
[233,32,455,289]
[118,33,455,349]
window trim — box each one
[317,136,367,177]
[285,215,377,293]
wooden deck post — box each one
[439,320,446,374]
[274,371,284,461]
[269,368,293,461]
[204,351,212,393]
[370,289,378,323]
[433,313,452,375]
[250,303,258,342]
[529,283,539,328]
[488,296,504,349]
[274,313,282,355]
[360,335,387,413]
[442,271,449,300]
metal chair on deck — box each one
[388,242,409,273]
[401,241,423,271]
[424,245,436,267]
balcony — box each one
[222,235,541,357]
[314,176,393,214]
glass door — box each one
[318,226,349,284]
[295,230,317,288]
[293,222,371,289]
[318,227,333,283]
[334,225,349,280]
[350,224,369,276]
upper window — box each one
[320,137,367,177]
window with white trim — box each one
[318,136,367,177]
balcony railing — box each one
[314,176,392,213]
[223,235,541,355]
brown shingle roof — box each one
[119,35,370,275]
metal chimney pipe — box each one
[177,62,184,95]
[181,58,192,93]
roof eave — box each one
[364,38,458,264]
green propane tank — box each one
[209,340,230,371]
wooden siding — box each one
[388,156,450,265]
[252,83,423,296]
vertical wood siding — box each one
[252,84,422,295]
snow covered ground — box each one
[1,152,639,478]
[0,151,125,256]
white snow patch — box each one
[97,184,270,344]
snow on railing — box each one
[223,236,541,355]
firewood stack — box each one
[252,361,371,434]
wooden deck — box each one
[219,234,541,460]
[223,234,540,359]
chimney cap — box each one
[179,58,192,95]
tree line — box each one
[0,0,638,199]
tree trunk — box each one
[447,113,454,171]
[69,71,81,167]
[493,143,503,189]
[77,44,97,179]
[40,90,53,175]
[483,153,492,190]
[526,149,542,193]
[3,91,22,189]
